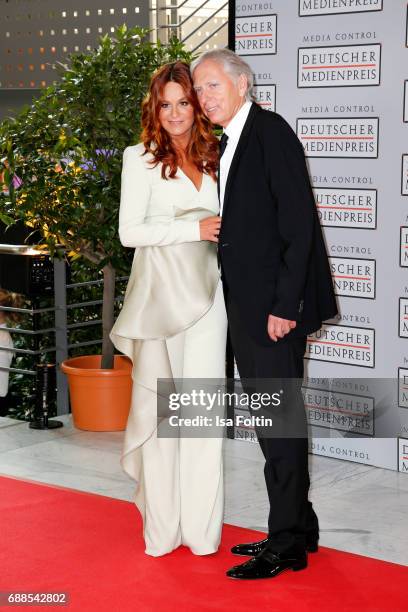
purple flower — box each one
[13,174,23,189]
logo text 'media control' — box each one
[297,117,379,158]
[402,155,408,196]
[235,15,277,56]
[399,299,408,338]
[299,0,383,17]
[314,187,377,229]
[329,257,376,299]
[306,324,375,367]
[398,438,408,473]
[253,84,276,112]
[400,228,408,267]
[298,44,381,88]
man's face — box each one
[192,60,247,128]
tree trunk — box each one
[101,263,116,369]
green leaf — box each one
[0,26,200,362]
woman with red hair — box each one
[110,61,227,557]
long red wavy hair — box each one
[140,61,219,180]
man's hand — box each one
[267,314,296,342]
[199,215,221,242]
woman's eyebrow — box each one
[161,97,188,103]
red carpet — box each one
[0,474,406,612]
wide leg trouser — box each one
[141,281,228,557]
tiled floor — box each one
[1,414,407,565]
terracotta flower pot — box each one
[61,355,132,431]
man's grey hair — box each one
[190,49,256,102]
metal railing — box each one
[150,0,228,53]
[0,245,128,417]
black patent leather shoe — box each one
[226,550,308,580]
[230,537,269,557]
[231,534,318,556]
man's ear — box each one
[238,73,248,97]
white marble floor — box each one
[1,414,407,566]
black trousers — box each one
[226,293,319,553]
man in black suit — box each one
[192,50,337,580]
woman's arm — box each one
[118,147,200,247]
[0,331,14,369]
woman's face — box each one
[158,81,195,141]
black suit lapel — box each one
[222,103,261,219]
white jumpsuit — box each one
[110,144,227,557]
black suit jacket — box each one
[219,103,338,346]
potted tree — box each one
[0,25,191,431]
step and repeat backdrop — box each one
[230,0,408,473]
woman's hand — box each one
[199,215,222,242]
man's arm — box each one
[263,114,316,324]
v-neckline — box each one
[178,167,204,194]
